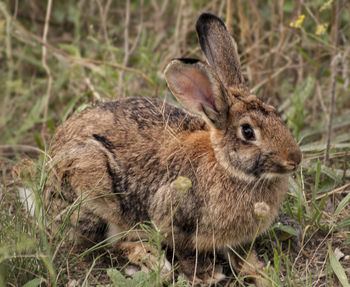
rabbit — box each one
[44,13,302,285]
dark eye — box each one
[241,124,255,141]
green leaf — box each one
[46,119,55,135]
[22,278,43,287]
[335,192,350,216]
[61,94,84,122]
[295,45,316,66]
[0,263,8,287]
[336,217,350,230]
[328,244,350,287]
[74,103,91,115]
[272,222,298,237]
[283,1,294,12]
[33,134,44,150]
[132,271,148,283]
[107,269,127,284]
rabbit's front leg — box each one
[149,179,225,284]
[112,240,171,278]
[225,245,270,287]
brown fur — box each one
[44,13,301,284]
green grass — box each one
[1,0,350,286]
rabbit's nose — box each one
[287,149,302,167]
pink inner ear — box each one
[172,68,216,113]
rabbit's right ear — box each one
[165,58,229,130]
[196,13,244,88]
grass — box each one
[0,0,350,286]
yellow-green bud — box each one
[254,202,270,219]
[171,176,192,193]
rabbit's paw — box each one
[228,249,270,287]
[119,241,171,279]
[178,253,225,285]
[179,265,225,286]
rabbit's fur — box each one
[45,13,301,284]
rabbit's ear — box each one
[165,58,229,130]
[196,13,244,88]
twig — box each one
[0,144,51,159]
[129,0,144,57]
[342,151,348,182]
[116,0,144,97]
[324,52,341,164]
[96,0,116,62]
[73,57,156,87]
[150,0,159,11]
[7,8,156,89]
[41,0,53,135]
[302,228,333,280]
[316,81,327,114]
[303,151,350,161]
[300,0,320,25]
[13,0,18,20]
[306,182,350,203]
[324,0,343,165]
[250,60,293,93]
[342,42,349,89]
[84,78,101,102]
[173,0,184,56]
[226,0,232,35]
[117,0,131,97]
[11,21,156,87]
[160,0,169,15]
[218,0,226,18]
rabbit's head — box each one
[165,13,301,181]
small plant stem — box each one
[192,220,199,287]
[247,218,262,261]
[170,203,176,285]
[41,0,53,136]
[117,0,130,97]
[226,0,232,35]
[0,3,13,136]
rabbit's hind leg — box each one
[68,206,110,247]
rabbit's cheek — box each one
[229,148,261,172]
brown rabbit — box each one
[44,13,301,284]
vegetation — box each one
[0,0,349,286]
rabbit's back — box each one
[51,97,207,154]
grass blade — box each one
[328,244,350,287]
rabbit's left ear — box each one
[196,13,244,89]
[164,58,229,130]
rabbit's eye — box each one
[241,124,255,141]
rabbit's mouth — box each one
[247,153,301,178]
[249,149,302,178]
[260,162,300,179]
[283,161,300,172]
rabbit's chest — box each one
[200,178,289,248]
